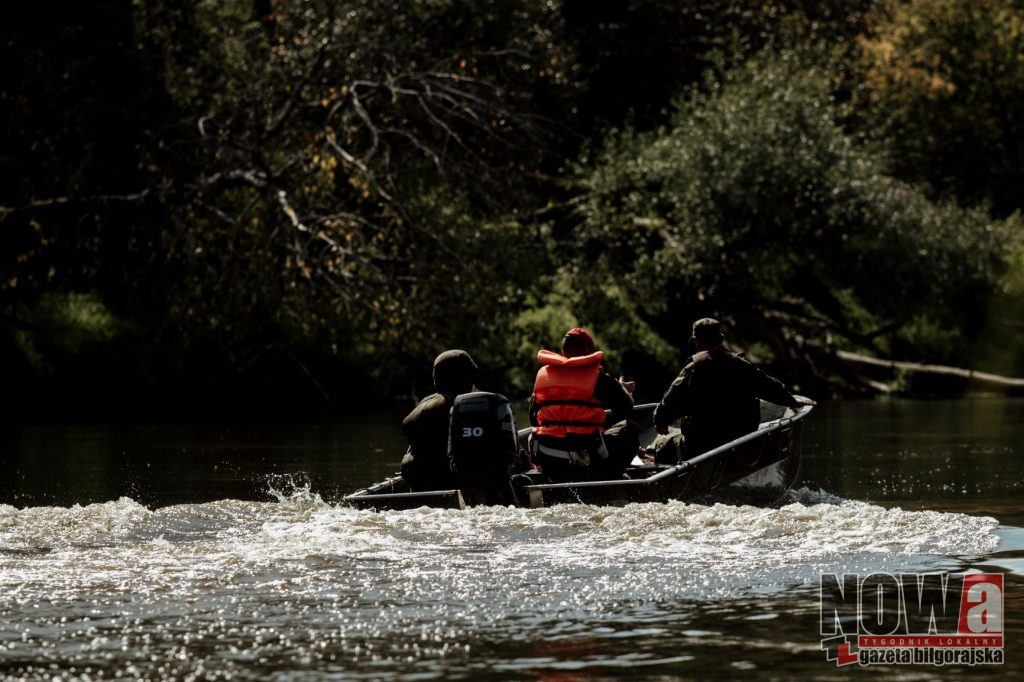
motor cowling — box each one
[448,391,519,504]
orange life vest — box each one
[532,349,606,438]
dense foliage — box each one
[2,0,1023,416]
[856,0,1024,218]
[577,55,1013,370]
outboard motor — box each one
[448,391,519,505]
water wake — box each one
[1,490,998,593]
[0,491,1005,680]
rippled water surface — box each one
[2,398,1022,680]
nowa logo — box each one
[819,572,1004,667]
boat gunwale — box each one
[516,400,812,493]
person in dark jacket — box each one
[400,349,478,491]
[529,327,640,482]
[652,318,815,463]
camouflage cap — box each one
[691,317,724,343]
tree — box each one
[1,0,575,410]
[856,0,1024,217]
[572,52,1020,389]
[558,0,881,137]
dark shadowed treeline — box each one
[2,0,1023,418]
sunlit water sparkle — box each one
[0,483,1007,681]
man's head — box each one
[432,349,478,393]
[691,317,725,349]
[561,327,596,358]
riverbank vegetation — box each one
[3,0,1024,417]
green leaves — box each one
[574,49,1020,369]
[4,0,1024,411]
[857,0,1024,217]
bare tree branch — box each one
[0,189,155,222]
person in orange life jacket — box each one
[652,318,816,464]
[401,349,478,491]
[528,328,640,482]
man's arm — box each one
[653,368,689,434]
[594,371,633,423]
[740,357,815,408]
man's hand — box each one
[618,376,635,396]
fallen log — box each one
[835,350,1024,396]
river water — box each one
[1,398,1021,680]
